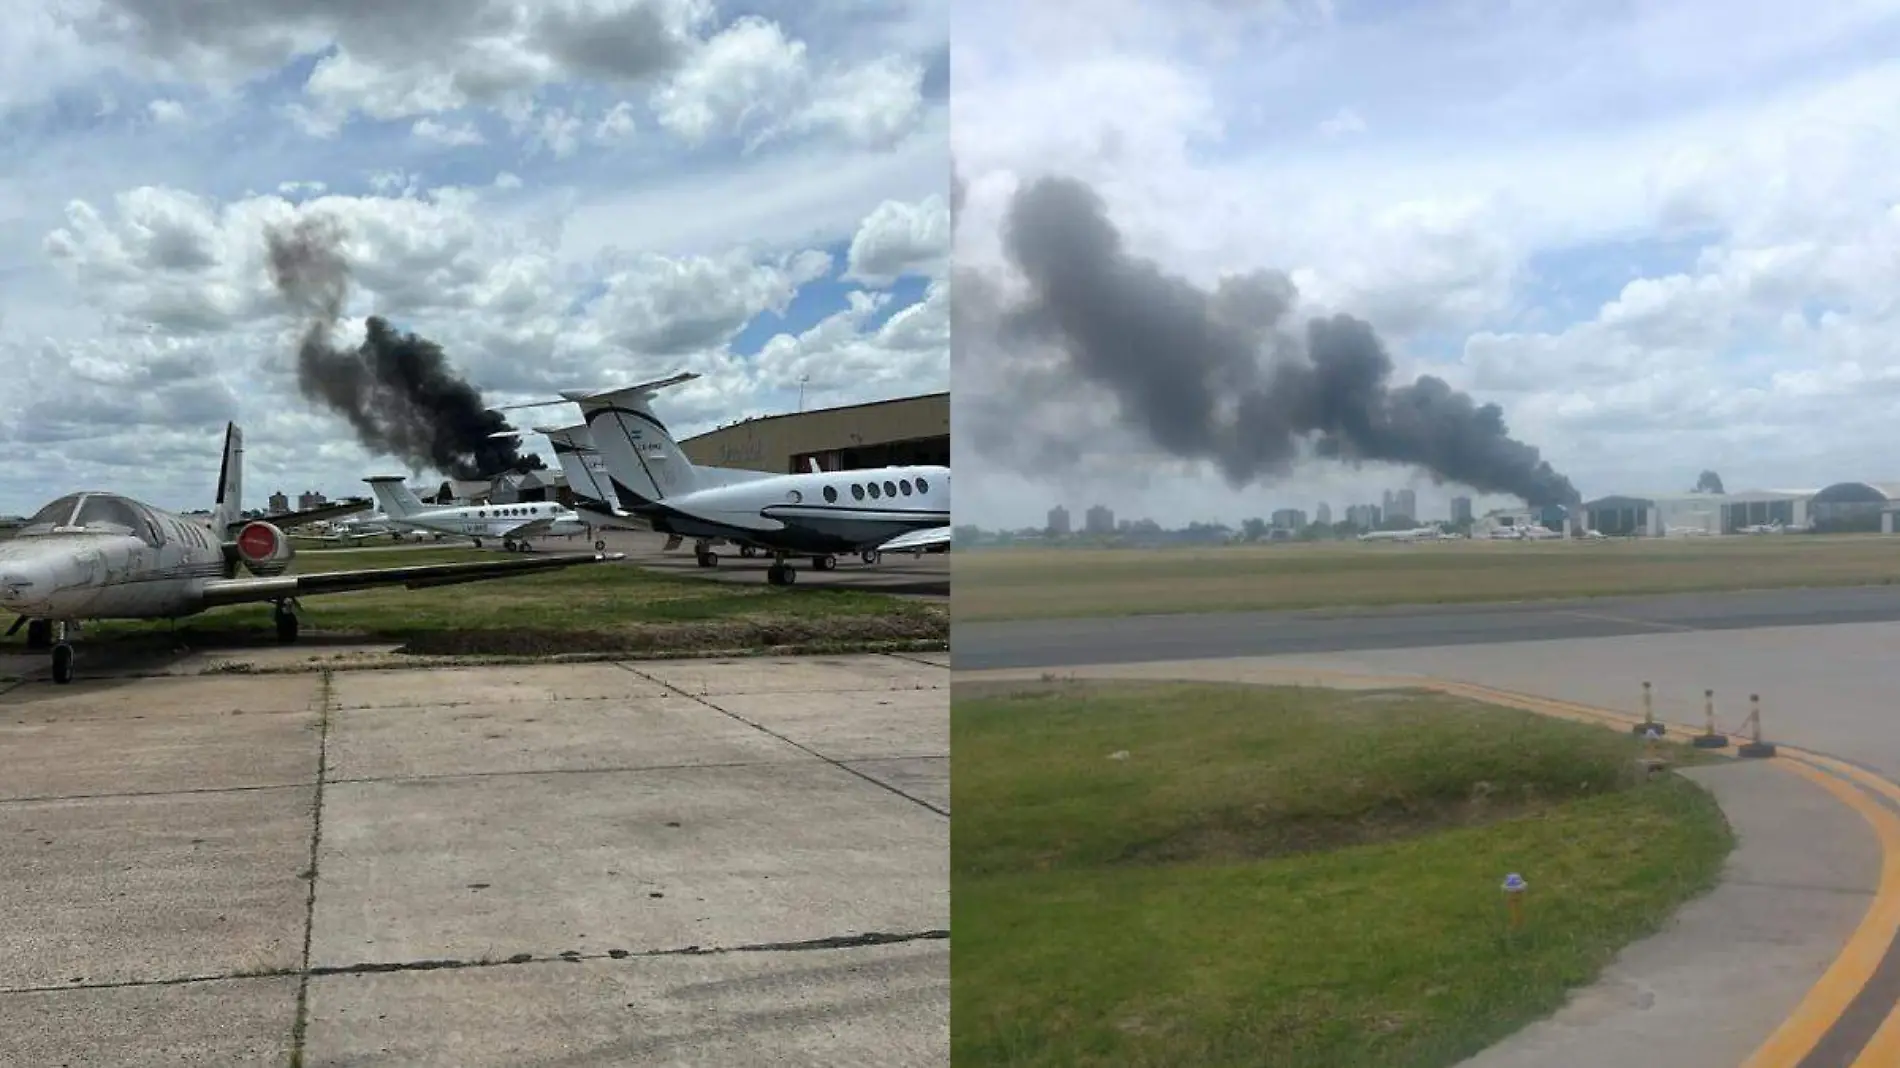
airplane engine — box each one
[235,520,295,576]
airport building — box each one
[1580,490,1814,536]
[679,392,949,475]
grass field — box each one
[951,681,1734,1068]
[1,545,947,655]
[953,535,1900,621]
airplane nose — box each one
[0,561,47,608]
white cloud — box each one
[0,2,947,514]
[952,0,1900,528]
[845,195,949,286]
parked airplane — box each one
[499,372,949,585]
[0,424,621,683]
[363,478,594,551]
[1358,526,1442,543]
[292,509,437,544]
[1740,520,1785,535]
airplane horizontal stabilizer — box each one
[233,496,375,536]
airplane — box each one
[0,423,622,684]
[1357,526,1442,543]
[363,478,594,552]
[1740,520,1785,535]
[498,372,949,586]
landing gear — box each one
[594,540,606,551]
[46,620,76,685]
[766,552,800,587]
[473,538,484,549]
[24,618,52,650]
[273,600,300,643]
[739,544,759,559]
[811,554,837,571]
[860,550,881,565]
[695,539,718,568]
[502,539,517,552]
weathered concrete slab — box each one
[903,651,950,667]
[0,976,297,1066]
[633,655,946,697]
[304,940,948,1067]
[710,688,946,761]
[329,662,669,710]
[0,702,318,800]
[842,757,949,814]
[0,787,313,989]
[327,694,797,782]
[310,763,948,969]
[0,673,322,721]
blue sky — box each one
[0,0,949,514]
[952,0,1900,529]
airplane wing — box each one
[877,526,950,552]
[499,516,556,539]
[197,551,624,608]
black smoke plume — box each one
[264,216,540,480]
[964,175,1578,507]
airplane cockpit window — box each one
[74,494,152,540]
[17,494,84,536]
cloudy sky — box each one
[953,0,1900,530]
[0,0,948,516]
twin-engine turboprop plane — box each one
[493,372,950,586]
[0,423,623,684]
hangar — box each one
[1809,482,1900,533]
[679,391,949,475]
[1581,490,1813,536]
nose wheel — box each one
[274,600,300,643]
[42,620,78,685]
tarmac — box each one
[0,649,949,1067]
[954,594,1900,1068]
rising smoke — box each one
[958,175,1578,507]
[263,216,540,480]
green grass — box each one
[951,681,1734,1068]
[4,545,946,655]
[952,535,1900,621]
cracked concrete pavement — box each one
[0,652,948,1066]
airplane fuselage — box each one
[384,500,587,542]
[615,466,949,556]
[0,509,231,621]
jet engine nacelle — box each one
[235,520,295,576]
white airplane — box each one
[501,372,949,586]
[363,478,593,552]
[1358,526,1441,543]
[1740,520,1784,535]
[0,423,622,683]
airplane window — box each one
[899,480,912,496]
[916,477,929,494]
[75,494,145,535]
[18,494,84,536]
[788,490,803,504]
[852,484,865,500]
[868,482,881,499]
[823,486,837,503]
[883,481,897,498]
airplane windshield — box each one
[15,493,152,539]
[15,494,84,537]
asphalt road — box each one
[952,584,1900,670]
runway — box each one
[952,583,1900,670]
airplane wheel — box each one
[503,539,517,552]
[860,550,880,565]
[594,540,606,551]
[739,545,758,558]
[812,555,836,571]
[767,565,796,586]
[275,610,299,643]
[696,551,718,568]
[51,643,74,685]
[473,538,483,548]
[24,619,51,650]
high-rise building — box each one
[1346,503,1382,529]
[1392,489,1416,523]
[1271,508,1307,530]
[1451,496,1474,524]
[268,491,289,514]
[1315,502,1332,526]
[1085,505,1116,535]
[1047,505,1071,536]
[297,490,327,510]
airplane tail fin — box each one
[364,476,428,518]
[564,372,703,503]
[212,422,243,533]
[533,423,616,507]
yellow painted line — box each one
[1736,758,1900,1068]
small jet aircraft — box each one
[0,423,622,683]
[1740,520,1784,535]
[1357,526,1442,543]
[362,477,592,552]
[496,372,949,585]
